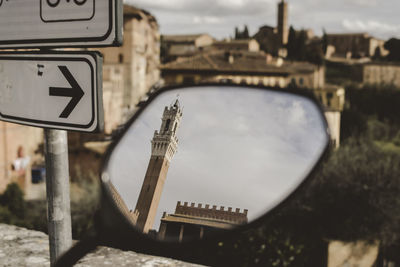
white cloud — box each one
[342,19,400,36]
[193,16,222,25]
[352,0,378,7]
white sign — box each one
[0,52,103,132]
[0,0,122,48]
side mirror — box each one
[56,84,329,266]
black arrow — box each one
[49,66,85,118]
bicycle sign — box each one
[41,0,95,22]
[47,0,88,7]
[0,0,122,48]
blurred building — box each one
[161,50,325,89]
[96,4,161,134]
[212,39,260,52]
[0,122,43,194]
[361,62,400,88]
[325,33,387,59]
[326,59,400,89]
[253,0,290,56]
[314,85,346,149]
[161,34,214,63]
[159,201,248,242]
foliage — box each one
[322,29,328,55]
[302,138,400,244]
[0,205,14,224]
[384,38,400,62]
[0,173,100,240]
[0,183,26,221]
[286,26,324,65]
[235,25,250,40]
[346,86,400,124]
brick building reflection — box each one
[158,201,248,242]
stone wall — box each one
[363,63,400,88]
[328,240,379,267]
[0,224,203,266]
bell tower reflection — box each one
[134,99,183,233]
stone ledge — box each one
[0,224,204,267]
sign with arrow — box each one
[0,0,122,48]
[0,52,103,132]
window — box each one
[164,119,171,132]
[119,54,124,63]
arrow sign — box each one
[0,52,103,132]
[50,66,85,119]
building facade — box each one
[253,0,289,55]
[96,5,161,134]
[161,34,214,63]
[0,122,43,193]
[326,33,387,59]
[161,50,325,89]
[134,100,183,233]
[362,62,400,88]
[212,39,260,52]
[159,201,248,242]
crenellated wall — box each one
[175,201,248,225]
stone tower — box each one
[277,0,289,46]
[134,99,183,233]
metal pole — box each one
[44,129,72,266]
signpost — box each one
[0,1,122,265]
[0,52,103,132]
[0,0,122,48]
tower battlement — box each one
[175,201,248,225]
[151,99,182,162]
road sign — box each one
[0,0,122,48]
[0,52,103,132]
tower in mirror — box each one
[134,100,183,233]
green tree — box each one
[0,183,26,219]
[287,26,297,59]
[300,138,400,244]
[322,28,328,55]
[243,25,250,39]
[384,38,400,62]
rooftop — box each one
[162,50,318,75]
[163,34,212,43]
[123,4,157,23]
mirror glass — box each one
[105,86,328,242]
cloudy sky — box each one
[125,0,400,40]
[107,86,328,233]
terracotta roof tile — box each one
[162,51,317,75]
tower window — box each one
[164,119,171,132]
[119,53,124,63]
[173,123,178,134]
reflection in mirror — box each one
[106,86,328,242]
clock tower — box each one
[134,99,183,233]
